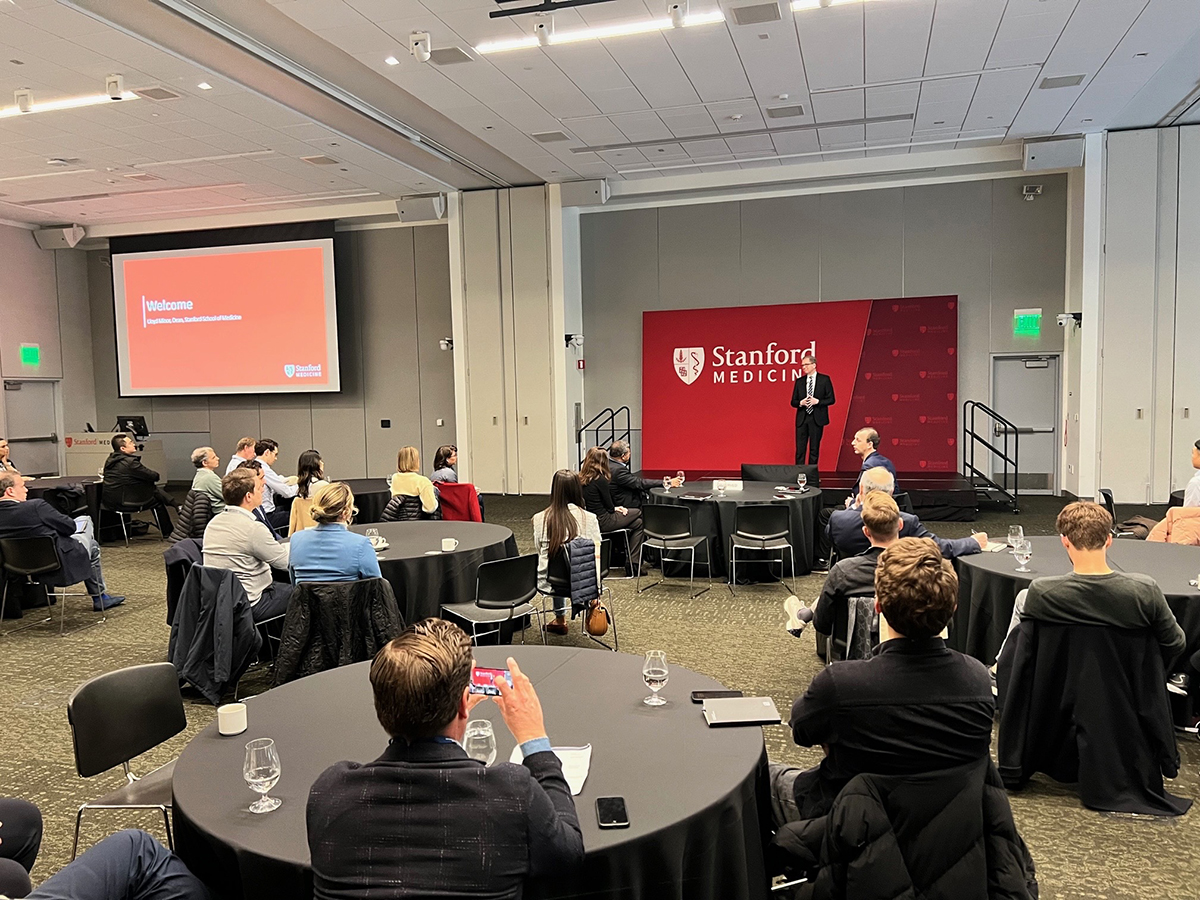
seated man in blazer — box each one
[0,471,123,612]
[306,619,584,900]
[828,467,986,561]
[606,439,679,509]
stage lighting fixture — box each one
[668,2,686,27]
[533,18,553,46]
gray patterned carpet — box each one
[1,494,1197,898]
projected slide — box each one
[112,240,340,396]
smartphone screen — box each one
[596,796,629,828]
[469,666,513,696]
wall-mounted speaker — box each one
[559,179,610,208]
[396,194,446,223]
[33,224,86,249]
[1022,137,1084,171]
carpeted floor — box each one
[1,493,1197,898]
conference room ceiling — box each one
[0,0,1197,229]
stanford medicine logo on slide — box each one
[283,363,323,379]
[284,365,295,378]
[674,347,704,385]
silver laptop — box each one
[702,696,782,727]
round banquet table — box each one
[171,645,770,900]
[23,476,102,528]
[348,521,516,623]
[343,478,392,524]
[649,481,821,578]
[1170,489,1184,508]
[951,535,1200,665]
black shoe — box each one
[93,593,125,611]
[812,558,830,573]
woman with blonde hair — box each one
[532,470,601,634]
[579,446,645,573]
[383,446,438,521]
[288,482,382,582]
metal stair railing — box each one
[962,400,1020,513]
[576,406,631,468]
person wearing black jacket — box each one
[102,433,174,538]
[605,440,679,509]
[580,446,646,574]
[790,353,835,465]
[306,619,583,900]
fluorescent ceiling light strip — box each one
[133,149,277,168]
[615,132,1009,174]
[0,169,97,183]
[792,0,885,9]
[0,91,138,119]
[475,10,724,54]
[809,65,1040,94]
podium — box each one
[64,432,167,484]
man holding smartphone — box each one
[306,619,583,899]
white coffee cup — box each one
[217,702,247,736]
[442,537,459,552]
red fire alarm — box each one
[577,359,585,370]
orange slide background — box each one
[121,246,331,390]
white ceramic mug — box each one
[217,702,247,736]
[442,537,459,552]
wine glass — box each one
[463,719,497,765]
[365,527,379,539]
[676,470,685,487]
[797,473,807,491]
[715,478,726,496]
[662,476,671,492]
[243,738,282,814]
[642,650,669,706]
[1007,525,1024,551]
[1014,539,1033,573]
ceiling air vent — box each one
[430,47,473,65]
[1038,75,1085,90]
[301,155,341,166]
[532,131,571,143]
[133,87,182,101]
[124,172,163,183]
[766,105,804,119]
[730,3,781,26]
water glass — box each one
[365,528,379,540]
[676,470,686,487]
[463,719,497,765]
[1007,525,1024,550]
[715,478,726,496]
[642,650,669,707]
[1014,539,1033,573]
[662,476,671,492]
[243,738,282,814]
[797,473,807,491]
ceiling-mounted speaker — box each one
[396,193,446,223]
[33,224,86,249]
[1023,137,1084,171]
[559,179,610,208]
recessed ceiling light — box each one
[197,82,212,90]
[384,56,400,66]
[474,9,724,53]
[1038,74,1085,89]
[1134,52,1148,58]
[0,90,138,119]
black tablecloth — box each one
[952,536,1200,665]
[649,481,821,578]
[349,521,516,622]
[1170,489,1184,508]
[172,645,770,900]
[24,476,102,528]
[343,478,392,525]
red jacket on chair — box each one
[438,482,482,522]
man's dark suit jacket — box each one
[307,738,584,900]
[790,372,835,427]
[0,498,91,585]
[857,450,897,485]
[827,507,980,560]
[609,459,657,509]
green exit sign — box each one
[19,344,40,366]
[1013,308,1042,337]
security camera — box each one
[438,338,453,351]
[410,32,431,63]
[533,18,552,46]
[565,333,583,349]
[106,74,124,100]
[668,2,686,27]
[1057,312,1081,329]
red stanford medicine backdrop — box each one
[641,296,959,474]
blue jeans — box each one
[25,830,211,900]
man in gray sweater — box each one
[1009,501,1185,664]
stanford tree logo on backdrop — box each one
[673,348,705,385]
[284,365,296,378]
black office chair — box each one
[1098,488,1138,538]
[729,505,796,595]
[0,537,98,636]
[638,504,710,598]
[539,540,618,651]
[600,527,634,578]
[66,662,187,858]
[827,594,878,665]
[102,481,165,546]
[441,554,544,646]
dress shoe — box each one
[544,618,569,636]
[93,593,125,611]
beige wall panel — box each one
[0,225,63,379]
[413,225,456,473]
[739,195,822,304]
[55,250,97,432]
[818,189,904,302]
[657,202,742,309]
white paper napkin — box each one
[509,743,592,795]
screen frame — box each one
[111,238,340,397]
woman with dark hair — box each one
[431,445,458,485]
[579,446,645,574]
[532,470,601,635]
[289,450,329,534]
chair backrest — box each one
[381,494,423,522]
[439,482,483,522]
[476,554,538,609]
[643,504,693,540]
[1099,488,1118,530]
[0,536,61,578]
[600,538,612,579]
[893,491,916,515]
[106,479,158,510]
[67,662,187,778]
[547,545,572,595]
[740,463,820,489]
[734,504,790,540]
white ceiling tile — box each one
[600,32,701,107]
[656,105,718,137]
[817,123,865,147]
[684,138,733,158]
[609,111,674,142]
[866,119,914,143]
[661,22,751,102]
[866,84,920,117]
[963,67,1039,130]
[864,0,935,83]
[925,0,1008,74]
[560,116,628,146]
[722,9,813,106]
[811,89,865,123]
[725,133,774,153]
[986,0,1080,67]
[771,130,820,155]
[795,5,863,90]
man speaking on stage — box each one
[791,353,835,465]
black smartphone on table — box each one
[596,796,629,829]
[690,690,743,703]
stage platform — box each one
[640,470,977,522]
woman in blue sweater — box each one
[289,482,382,583]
